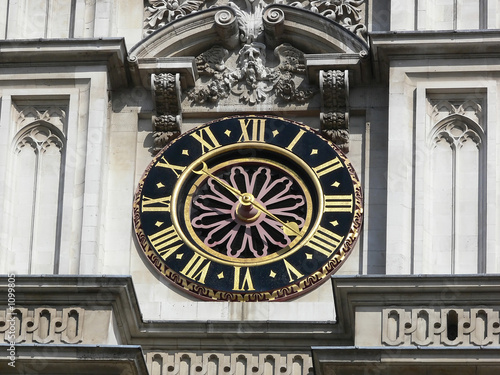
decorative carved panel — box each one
[382,308,500,346]
[0,307,84,344]
[146,351,314,375]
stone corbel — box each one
[263,6,285,49]
[151,72,182,153]
[320,69,349,153]
[215,8,239,50]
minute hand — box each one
[249,199,302,237]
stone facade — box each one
[0,0,499,374]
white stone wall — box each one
[385,59,500,275]
[390,0,500,31]
[0,0,144,46]
[0,0,499,324]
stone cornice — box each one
[370,30,500,81]
[0,38,129,88]
[312,346,500,375]
[0,275,349,350]
[0,344,147,374]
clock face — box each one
[133,116,362,301]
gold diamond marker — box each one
[311,149,318,155]
[218,272,224,279]
[306,253,313,260]
[156,182,165,188]
[332,181,340,188]
[176,253,184,260]
[155,221,163,227]
[182,149,189,156]
[272,129,279,137]
[225,130,231,137]
[269,270,276,278]
[331,220,339,227]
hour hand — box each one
[193,161,243,198]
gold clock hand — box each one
[193,162,302,237]
[193,162,244,198]
[250,199,302,237]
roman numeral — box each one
[325,194,353,212]
[286,129,306,151]
[238,118,266,142]
[190,127,221,154]
[148,225,183,260]
[156,156,186,178]
[283,259,304,282]
[307,225,344,257]
[141,195,171,212]
[180,253,211,284]
[313,157,343,177]
[233,267,255,291]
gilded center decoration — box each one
[133,116,363,301]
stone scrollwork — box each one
[151,73,182,152]
[143,0,367,42]
[320,70,349,153]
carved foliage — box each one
[382,308,500,347]
[0,307,84,344]
[320,70,349,152]
[144,0,205,35]
[300,0,367,40]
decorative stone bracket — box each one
[320,70,349,153]
[151,72,182,152]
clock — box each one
[133,115,362,301]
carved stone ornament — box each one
[146,0,356,151]
[187,42,316,105]
[151,73,182,152]
[320,69,349,153]
[143,0,367,42]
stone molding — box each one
[0,344,148,375]
[0,276,343,349]
[312,346,500,375]
[2,275,500,373]
[0,38,129,89]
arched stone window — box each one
[10,121,65,274]
[423,114,484,274]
